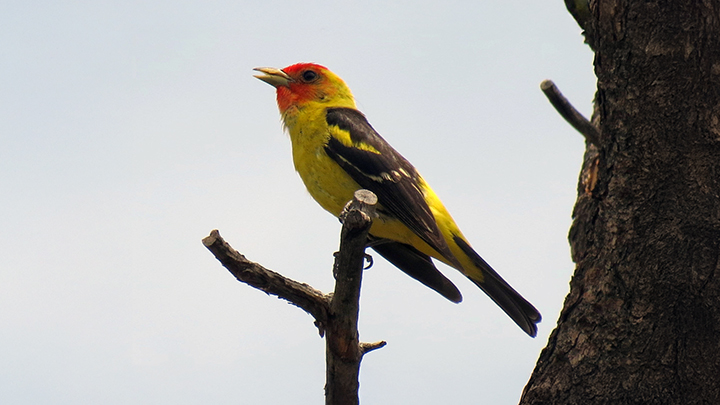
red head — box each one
[254,63,356,115]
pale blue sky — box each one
[1,1,594,403]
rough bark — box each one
[521,1,720,404]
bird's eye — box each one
[301,70,318,82]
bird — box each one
[254,63,541,337]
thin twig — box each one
[541,79,601,146]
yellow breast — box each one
[285,105,359,217]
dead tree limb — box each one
[202,229,330,328]
[325,189,383,405]
[540,79,601,146]
[203,189,386,405]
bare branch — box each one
[360,341,388,355]
[203,189,384,405]
[325,189,379,405]
[202,230,330,326]
[541,79,601,146]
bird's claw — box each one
[332,251,373,276]
[364,253,373,269]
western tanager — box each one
[254,63,541,337]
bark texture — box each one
[521,1,720,403]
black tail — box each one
[453,236,541,337]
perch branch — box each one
[203,189,385,405]
[325,189,382,405]
[541,79,601,146]
[203,230,330,327]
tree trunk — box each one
[521,1,720,403]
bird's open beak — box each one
[253,67,293,88]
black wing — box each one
[324,107,460,268]
[369,236,462,303]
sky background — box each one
[1,1,595,403]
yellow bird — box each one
[254,63,541,336]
